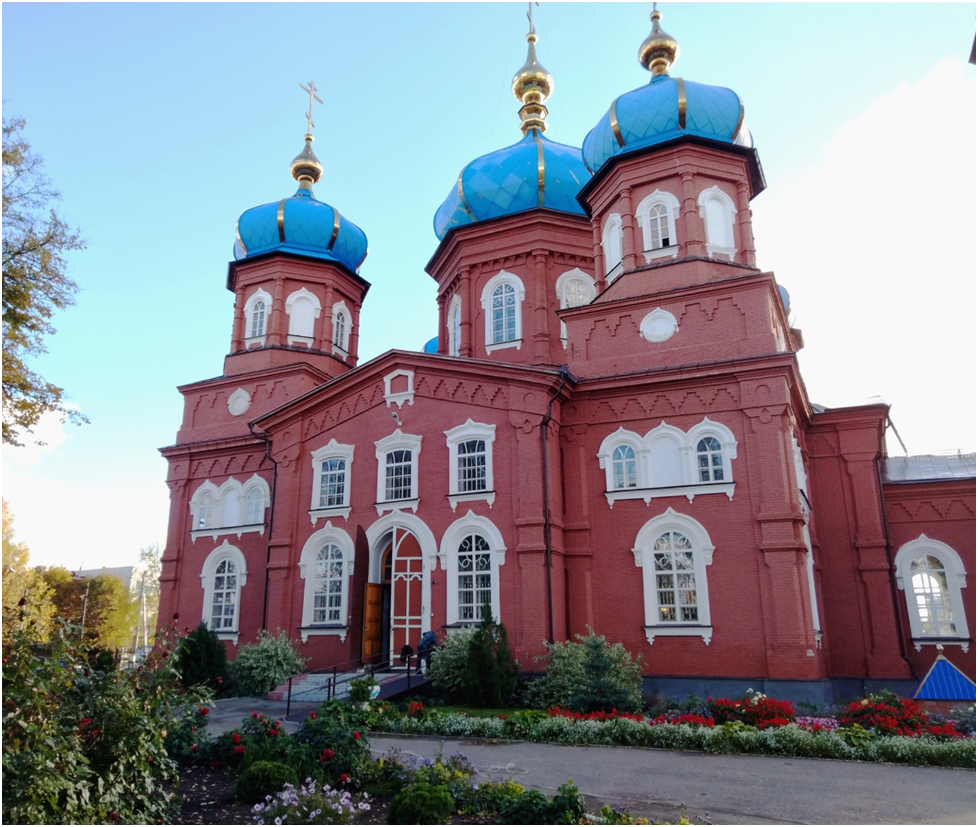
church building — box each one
[157,9,975,699]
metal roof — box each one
[913,655,977,701]
[882,453,977,483]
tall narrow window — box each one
[210,558,238,631]
[457,439,487,492]
[333,311,346,348]
[648,203,670,248]
[319,457,347,508]
[313,544,345,624]
[612,445,637,489]
[457,533,493,622]
[200,544,247,641]
[603,214,623,277]
[491,283,517,344]
[245,487,264,524]
[696,437,725,482]
[450,302,462,356]
[197,493,216,529]
[385,450,413,501]
[653,531,698,623]
[910,555,956,636]
[250,301,266,338]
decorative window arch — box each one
[374,430,423,514]
[447,295,462,357]
[632,509,714,645]
[597,428,647,491]
[243,288,272,346]
[636,190,681,261]
[894,536,970,651]
[298,523,355,642]
[438,511,507,625]
[685,419,738,484]
[308,439,355,523]
[602,213,624,279]
[200,542,248,643]
[697,185,737,260]
[332,300,351,354]
[285,287,322,344]
[480,271,525,352]
[647,423,686,488]
[189,475,270,540]
[444,420,496,511]
[555,268,595,348]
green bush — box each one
[470,779,527,817]
[293,705,372,787]
[461,604,519,708]
[175,622,227,692]
[347,675,378,704]
[387,781,455,824]
[498,781,585,825]
[228,629,307,697]
[427,627,477,702]
[235,760,299,805]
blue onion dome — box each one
[582,7,752,175]
[433,17,591,241]
[234,131,368,273]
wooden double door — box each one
[362,527,423,667]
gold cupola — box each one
[512,9,554,135]
[639,4,679,76]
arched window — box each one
[189,476,270,539]
[196,492,216,530]
[457,533,493,622]
[445,420,496,510]
[200,543,248,642]
[331,300,351,354]
[374,430,423,510]
[285,288,322,343]
[334,311,346,347]
[448,297,462,357]
[895,536,970,649]
[312,543,345,624]
[245,487,264,525]
[612,445,637,490]
[636,190,681,261]
[309,439,355,521]
[602,214,623,279]
[696,437,725,482]
[697,185,737,260]
[633,509,714,644]
[299,526,355,640]
[439,513,507,625]
[250,301,266,338]
[480,271,525,352]
[243,288,272,346]
[555,269,596,348]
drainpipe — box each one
[249,422,278,632]
[540,366,570,644]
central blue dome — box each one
[582,75,751,176]
[434,132,591,241]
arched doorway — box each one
[364,526,425,666]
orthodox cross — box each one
[300,81,323,133]
[527,1,538,34]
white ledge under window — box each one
[447,491,496,512]
[288,335,313,347]
[191,523,265,542]
[605,482,735,507]
[215,630,241,645]
[645,625,713,645]
[375,497,420,517]
[485,339,522,354]
[244,335,266,348]
[705,243,736,261]
[299,625,349,644]
[308,506,352,524]
[643,245,679,263]
[912,638,971,653]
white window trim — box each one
[285,287,322,346]
[894,535,970,652]
[447,295,462,357]
[697,185,737,261]
[632,508,714,645]
[445,419,496,511]
[331,299,351,356]
[243,288,272,347]
[189,476,270,541]
[685,418,738,485]
[383,369,416,409]
[480,270,525,353]
[438,511,506,626]
[374,429,422,515]
[309,439,355,523]
[200,541,248,644]
[636,189,681,262]
[597,427,648,491]
[602,213,623,279]
[298,522,355,642]
[555,268,596,348]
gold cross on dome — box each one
[300,81,323,134]
[527,1,538,34]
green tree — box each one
[1,501,54,643]
[462,604,519,707]
[2,115,87,446]
[39,567,137,652]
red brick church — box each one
[157,10,975,700]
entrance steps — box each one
[267,667,429,704]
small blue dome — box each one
[234,187,368,274]
[582,74,751,175]
[434,132,591,241]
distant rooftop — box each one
[73,565,135,590]
[882,453,977,483]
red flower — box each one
[234,745,245,754]
[340,773,349,783]
[232,732,242,744]
[210,759,221,770]
[251,711,259,719]
[309,711,318,720]
[268,729,279,737]
[321,748,334,761]
[191,744,198,752]
[217,676,223,684]
[353,731,360,740]
[198,706,209,715]
[275,720,282,727]
[107,811,120,822]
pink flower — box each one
[190,744,198,752]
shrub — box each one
[498,781,585,825]
[427,627,476,702]
[470,779,526,817]
[461,604,520,708]
[347,675,378,705]
[236,760,299,804]
[293,705,372,787]
[228,629,308,697]
[840,689,930,736]
[174,622,228,692]
[387,781,455,825]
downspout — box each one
[249,422,278,632]
[540,366,569,644]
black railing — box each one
[285,654,425,716]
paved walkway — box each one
[204,698,975,825]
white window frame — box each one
[555,268,596,348]
[332,300,351,355]
[309,439,355,523]
[243,288,272,347]
[894,535,970,652]
[685,419,738,485]
[597,428,648,492]
[189,476,270,541]
[438,511,506,626]
[200,541,248,644]
[602,213,624,280]
[632,508,714,645]
[480,270,525,353]
[697,185,737,261]
[374,429,422,515]
[285,287,322,345]
[636,190,681,262]
[448,295,462,357]
[298,522,355,642]
[445,419,496,511]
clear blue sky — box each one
[3,2,975,571]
